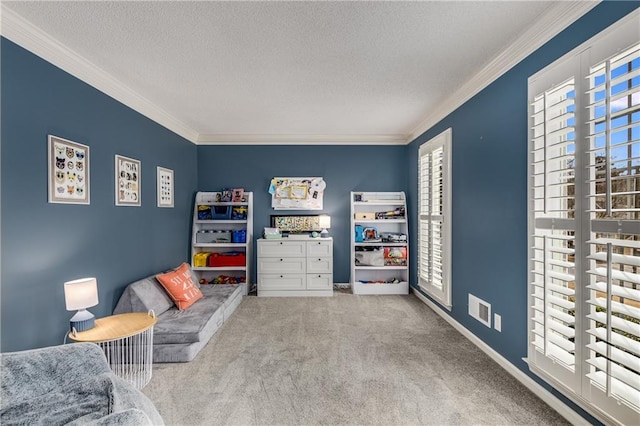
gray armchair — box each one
[1,343,163,425]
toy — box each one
[363,227,381,242]
[375,206,405,219]
[354,225,364,242]
[381,232,407,242]
[209,275,246,284]
[384,247,407,266]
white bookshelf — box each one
[191,191,253,295]
[350,191,409,295]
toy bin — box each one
[232,230,247,243]
[211,206,231,219]
[193,252,211,267]
[196,230,216,243]
[207,252,246,267]
[231,206,248,220]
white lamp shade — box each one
[64,277,99,311]
[318,215,331,229]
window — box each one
[528,12,639,424]
[418,128,452,308]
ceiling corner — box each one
[405,0,601,145]
[0,3,200,144]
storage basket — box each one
[207,252,246,267]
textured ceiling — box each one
[3,1,584,144]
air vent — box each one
[469,294,491,328]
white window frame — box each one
[418,128,452,308]
[527,10,640,425]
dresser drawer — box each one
[259,274,306,290]
[258,257,305,274]
[306,240,332,257]
[307,257,332,274]
[258,240,306,257]
[307,274,333,290]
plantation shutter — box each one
[584,43,640,415]
[529,74,579,380]
[418,128,451,307]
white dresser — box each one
[257,238,333,297]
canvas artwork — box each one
[272,215,322,232]
[48,135,90,204]
[115,155,141,206]
[157,167,174,208]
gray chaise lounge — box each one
[0,343,164,425]
[113,270,243,363]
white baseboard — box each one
[411,288,588,426]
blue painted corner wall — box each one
[197,144,408,284]
[405,1,638,422]
[1,38,198,352]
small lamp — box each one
[319,215,331,238]
[64,277,99,332]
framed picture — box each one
[115,154,141,206]
[232,188,244,202]
[221,189,232,202]
[157,166,174,208]
[48,135,90,204]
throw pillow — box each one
[156,263,203,310]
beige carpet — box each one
[143,291,569,425]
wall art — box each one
[271,215,322,232]
[268,177,325,210]
[157,166,174,208]
[115,154,141,206]
[47,135,90,204]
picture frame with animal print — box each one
[115,154,141,206]
[48,135,90,204]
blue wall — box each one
[197,145,408,284]
[0,39,198,352]
[406,1,638,421]
[1,2,638,420]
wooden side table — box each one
[69,312,157,389]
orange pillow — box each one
[156,263,203,310]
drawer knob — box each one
[318,242,321,244]
[280,258,283,261]
[279,242,283,245]
[318,258,321,261]
[318,275,321,278]
[280,275,283,278]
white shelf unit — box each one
[191,191,253,295]
[350,191,409,295]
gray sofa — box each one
[113,270,243,363]
[0,343,164,425]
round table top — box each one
[68,312,157,343]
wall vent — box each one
[469,294,491,328]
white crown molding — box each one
[196,133,407,145]
[0,4,199,143]
[2,1,601,146]
[405,0,600,144]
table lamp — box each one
[64,277,99,332]
[319,215,331,237]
